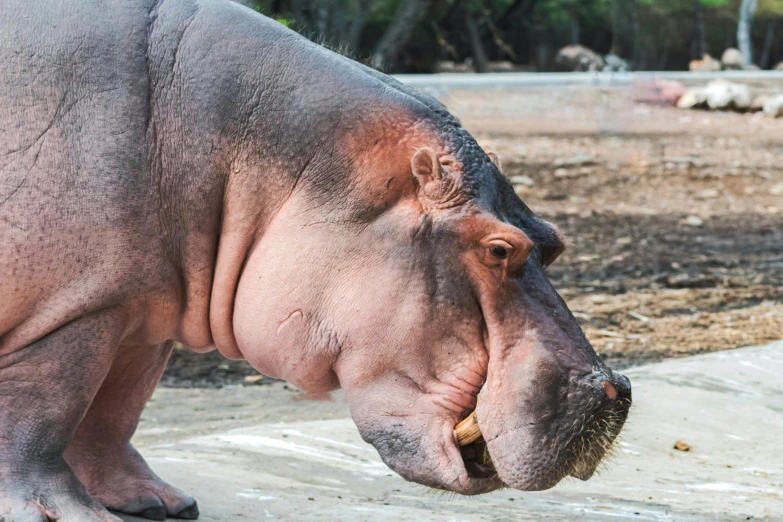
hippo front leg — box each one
[65,342,199,521]
[0,311,126,522]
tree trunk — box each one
[570,13,580,45]
[692,0,707,59]
[371,0,433,71]
[346,1,371,54]
[737,0,758,65]
[611,0,637,61]
[290,0,313,36]
[761,18,778,69]
[465,13,489,73]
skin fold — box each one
[0,0,631,520]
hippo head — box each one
[232,101,630,494]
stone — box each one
[763,94,783,118]
[775,61,783,71]
[720,48,745,70]
[554,155,596,168]
[703,80,752,111]
[634,80,687,107]
[695,188,719,200]
[689,54,721,72]
[509,175,534,187]
[681,215,704,227]
[487,61,515,73]
[603,54,630,72]
[750,94,770,112]
[555,44,604,72]
[677,88,708,109]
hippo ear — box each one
[411,147,443,195]
[487,152,502,171]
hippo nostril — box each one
[613,373,632,401]
[601,380,618,400]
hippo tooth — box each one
[455,412,483,446]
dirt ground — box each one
[163,83,783,386]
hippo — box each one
[0,0,631,520]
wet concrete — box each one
[121,342,783,521]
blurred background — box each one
[231,0,783,73]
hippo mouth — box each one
[453,391,629,490]
[454,412,496,480]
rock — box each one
[695,188,719,200]
[663,156,705,168]
[681,215,704,227]
[770,183,783,195]
[509,175,534,187]
[677,88,708,109]
[487,61,515,73]
[673,440,692,452]
[542,192,568,201]
[750,94,771,112]
[689,54,721,72]
[703,80,752,111]
[775,61,783,71]
[555,44,604,72]
[603,54,630,72]
[554,155,596,168]
[721,48,745,70]
[634,80,687,106]
[436,61,472,73]
[763,94,783,118]
[743,64,760,71]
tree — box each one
[738,0,758,64]
[610,0,638,60]
[693,0,730,59]
[692,0,707,58]
[289,0,373,54]
[371,0,433,70]
[758,0,783,67]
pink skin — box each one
[0,2,630,519]
[233,140,631,493]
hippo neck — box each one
[150,5,456,356]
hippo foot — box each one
[0,467,122,522]
[65,444,199,521]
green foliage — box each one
[235,0,783,71]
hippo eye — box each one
[491,245,508,259]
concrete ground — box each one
[123,342,783,522]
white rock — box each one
[695,188,719,200]
[704,80,752,110]
[681,215,705,227]
[750,94,770,112]
[721,48,745,70]
[763,94,783,118]
[509,175,534,187]
[677,88,708,109]
[689,54,721,72]
[554,155,595,168]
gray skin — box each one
[0,1,631,521]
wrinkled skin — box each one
[0,0,630,520]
